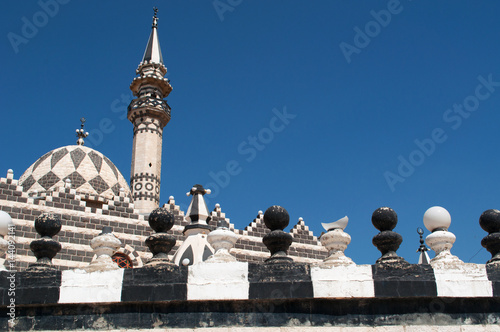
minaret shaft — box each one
[128,9,172,214]
[130,118,163,211]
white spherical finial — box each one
[298,217,303,222]
[0,211,13,236]
[215,203,220,208]
[423,206,451,232]
[169,196,174,200]
[182,258,190,266]
[205,189,211,194]
[258,210,263,215]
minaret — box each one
[128,8,173,214]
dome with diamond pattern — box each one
[19,146,131,199]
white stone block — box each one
[58,269,124,303]
[432,263,492,297]
[187,261,249,300]
[311,264,374,298]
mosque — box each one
[0,9,499,332]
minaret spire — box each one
[141,7,163,65]
[128,8,173,214]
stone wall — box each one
[0,262,499,330]
[0,173,327,270]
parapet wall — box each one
[1,261,499,330]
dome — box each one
[19,145,131,200]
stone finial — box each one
[0,211,13,271]
[86,227,121,272]
[64,178,72,189]
[145,207,176,266]
[6,169,14,180]
[28,213,62,270]
[479,209,500,265]
[206,204,238,263]
[76,117,89,146]
[320,216,354,266]
[184,184,212,234]
[262,205,293,263]
[423,206,462,266]
[372,207,408,265]
[417,227,431,264]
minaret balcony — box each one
[128,97,171,127]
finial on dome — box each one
[152,7,158,28]
[76,117,89,146]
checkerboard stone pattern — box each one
[1,262,499,330]
[18,145,131,200]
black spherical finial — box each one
[372,207,398,231]
[479,209,500,264]
[264,205,290,231]
[371,207,408,265]
[28,213,62,270]
[145,207,176,266]
[149,207,175,233]
[34,213,62,237]
[479,209,500,234]
[262,205,293,263]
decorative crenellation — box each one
[210,203,235,231]
[290,217,320,245]
[162,196,185,217]
[239,210,266,237]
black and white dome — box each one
[19,145,131,199]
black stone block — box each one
[486,264,500,297]
[372,264,437,297]
[121,265,188,302]
[14,270,61,304]
[248,262,313,299]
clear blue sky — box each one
[2,1,500,264]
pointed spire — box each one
[184,184,212,233]
[141,7,164,65]
[416,227,430,264]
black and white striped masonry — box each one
[1,205,500,330]
[1,261,499,329]
[3,260,498,306]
